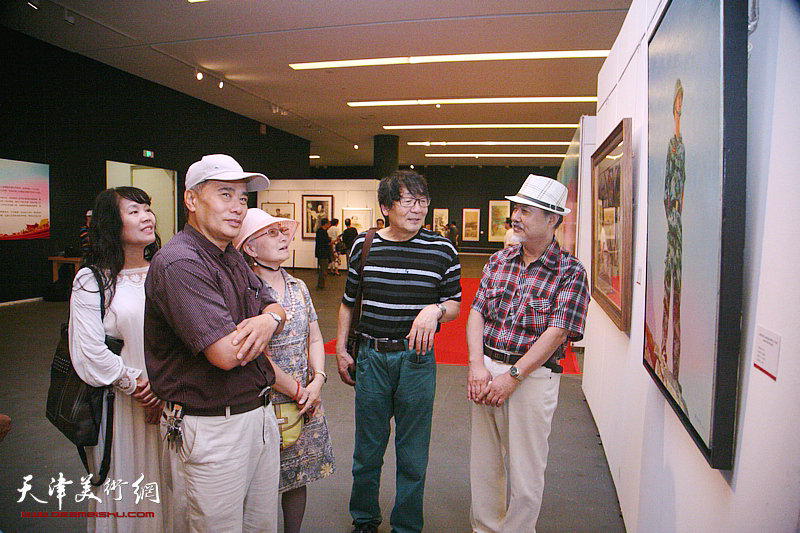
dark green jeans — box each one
[349,341,437,533]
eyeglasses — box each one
[398,196,430,208]
[264,226,293,238]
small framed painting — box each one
[302,195,333,239]
[488,200,511,242]
[433,208,449,236]
[341,207,372,234]
[462,208,480,241]
[261,202,295,221]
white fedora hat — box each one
[233,208,299,251]
[505,174,571,215]
[185,154,269,192]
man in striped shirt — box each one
[336,170,461,533]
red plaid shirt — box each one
[471,238,590,361]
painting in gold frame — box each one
[591,118,633,333]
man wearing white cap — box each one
[145,154,297,532]
[466,174,590,532]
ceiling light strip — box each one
[425,153,567,158]
[290,50,609,70]
[348,96,595,107]
[385,124,578,130]
[409,141,572,146]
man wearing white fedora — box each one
[466,174,590,532]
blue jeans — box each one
[349,341,437,533]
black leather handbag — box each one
[45,267,123,486]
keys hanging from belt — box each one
[164,404,184,452]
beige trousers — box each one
[162,405,280,533]
[470,356,561,533]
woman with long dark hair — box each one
[69,186,168,532]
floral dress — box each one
[265,269,335,492]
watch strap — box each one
[266,310,283,326]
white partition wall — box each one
[582,0,800,531]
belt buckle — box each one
[374,337,390,351]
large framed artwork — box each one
[433,208,448,236]
[0,158,50,240]
[302,195,333,239]
[462,208,480,241]
[644,0,746,469]
[591,118,633,334]
[261,202,295,221]
[488,200,510,242]
[341,207,372,234]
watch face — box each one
[510,366,519,378]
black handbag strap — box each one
[353,229,376,320]
[80,267,115,486]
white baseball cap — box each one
[185,154,269,192]
[505,174,571,215]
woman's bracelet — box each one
[314,370,328,383]
[293,380,301,401]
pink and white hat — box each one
[233,208,299,251]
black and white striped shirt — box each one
[343,229,462,339]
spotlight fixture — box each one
[218,80,224,89]
[195,70,203,81]
[353,144,359,150]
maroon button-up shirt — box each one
[471,238,590,361]
[144,224,276,411]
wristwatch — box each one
[509,365,522,381]
[436,302,447,322]
[265,310,283,327]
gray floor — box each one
[0,255,623,532]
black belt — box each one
[168,391,271,417]
[360,334,407,352]
[483,346,563,373]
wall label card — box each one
[753,326,780,381]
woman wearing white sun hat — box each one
[234,208,335,533]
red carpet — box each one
[324,277,581,375]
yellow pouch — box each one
[274,402,304,450]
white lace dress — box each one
[69,266,169,533]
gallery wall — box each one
[257,179,380,270]
[311,164,559,252]
[0,27,310,303]
[580,0,800,531]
